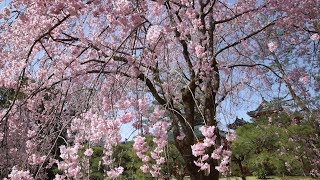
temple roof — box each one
[247,99,283,118]
[227,117,247,129]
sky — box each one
[0,0,10,10]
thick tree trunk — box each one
[174,137,220,180]
[173,121,220,180]
[175,145,220,180]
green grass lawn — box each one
[172,176,318,180]
[219,176,317,180]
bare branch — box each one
[214,21,275,58]
[227,63,282,79]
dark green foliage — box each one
[113,142,145,179]
[0,77,30,108]
[162,142,186,179]
[0,88,25,108]
[88,146,105,180]
[112,139,186,179]
[231,108,318,179]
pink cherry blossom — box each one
[6,166,33,180]
[140,164,149,173]
[310,33,319,41]
[133,136,148,154]
[268,41,278,52]
[191,143,206,157]
[114,0,131,13]
[226,132,237,142]
[211,146,223,160]
[0,133,3,142]
[195,45,205,58]
[176,132,186,141]
[203,136,216,147]
[299,76,309,84]
[119,112,133,124]
[200,162,210,172]
[199,126,215,138]
[54,174,66,180]
[28,154,46,165]
[84,148,93,157]
[146,25,163,45]
[107,166,124,179]
[149,106,165,123]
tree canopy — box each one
[0,0,318,179]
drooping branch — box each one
[86,68,190,135]
[0,14,71,123]
[271,54,310,113]
[86,69,167,105]
[216,82,242,107]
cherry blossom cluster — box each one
[149,106,165,124]
[57,145,81,179]
[226,132,237,142]
[214,149,232,174]
[133,136,149,162]
[107,166,124,179]
[192,126,236,175]
[83,148,93,157]
[132,98,166,134]
[4,166,33,180]
[102,143,124,179]
[268,41,278,52]
[146,25,163,45]
[133,121,168,177]
[149,121,168,177]
[65,110,123,178]
[25,129,45,166]
[310,33,319,41]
